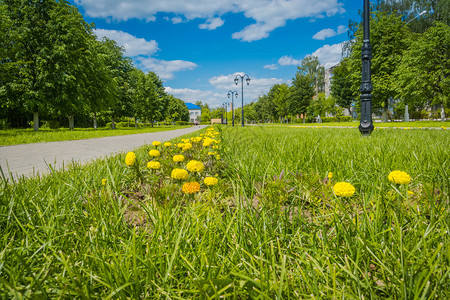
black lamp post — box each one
[227,90,238,127]
[223,102,230,125]
[234,74,251,127]
[359,0,374,135]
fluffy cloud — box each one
[311,42,344,69]
[199,17,224,30]
[93,29,197,80]
[278,55,302,66]
[264,64,278,70]
[312,25,347,40]
[77,0,345,41]
[209,73,284,102]
[94,29,158,57]
[136,58,197,80]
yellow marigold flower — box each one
[177,143,185,148]
[186,160,205,173]
[333,182,356,197]
[212,145,219,149]
[204,177,218,186]
[171,168,189,180]
[328,172,333,179]
[208,151,216,155]
[407,191,415,195]
[203,138,214,147]
[182,182,201,194]
[149,149,160,157]
[173,155,185,162]
[147,161,161,170]
[125,152,136,166]
[388,171,411,185]
[164,142,172,147]
[152,141,161,146]
[182,143,193,151]
[101,178,107,186]
[182,139,190,143]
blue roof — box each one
[185,103,201,110]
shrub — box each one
[322,117,337,123]
[41,120,60,129]
[175,121,188,126]
[338,116,352,122]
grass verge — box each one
[261,120,449,128]
[0,125,191,146]
[0,126,448,298]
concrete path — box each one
[0,125,207,180]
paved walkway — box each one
[0,125,207,180]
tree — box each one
[1,0,100,130]
[268,83,290,121]
[298,56,325,96]
[395,22,450,119]
[289,71,314,123]
[201,107,211,122]
[348,11,410,120]
[166,95,189,123]
[331,58,354,114]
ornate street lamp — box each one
[359,0,374,135]
[227,90,238,127]
[222,102,229,125]
[234,74,251,127]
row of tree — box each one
[221,0,449,123]
[0,0,189,130]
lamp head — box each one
[246,77,251,85]
[234,78,239,85]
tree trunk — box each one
[33,111,39,131]
[111,117,116,129]
[135,117,138,128]
[93,113,97,129]
[441,105,446,122]
[68,115,74,130]
[303,114,306,124]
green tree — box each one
[289,71,314,123]
[395,22,450,119]
[331,58,354,114]
[348,11,410,120]
[269,83,290,121]
[166,95,189,123]
[201,107,211,122]
[298,56,325,96]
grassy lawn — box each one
[0,125,191,146]
[0,126,449,298]
[262,120,450,128]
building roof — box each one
[185,103,201,110]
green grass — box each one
[0,125,191,146]
[0,126,449,298]
[262,120,450,128]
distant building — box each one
[324,64,339,98]
[185,103,202,123]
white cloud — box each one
[311,42,343,69]
[312,25,347,40]
[278,55,301,66]
[264,64,278,70]
[77,0,346,41]
[199,17,224,30]
[94,29,158,57]
[136,58,198,80]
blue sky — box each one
[70,0,362,108]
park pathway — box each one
[0,125,207,180]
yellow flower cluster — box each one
[152,141,161,147]
[328,172,333,179]
[182,182,201,194]
[177,143,185,148]
[171,168,189,180]
[182,143,193,151]
[149,149,160,157]
[125,152,136,166]
[333,182,355,197]
[388,171,411,185]
[101,178,107,186]
[204,177,218,186]
[173,155,185,162]
[164,142,172,147]
[191,137,203,143]
[147,161,161,170]
[186,160,205,173]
